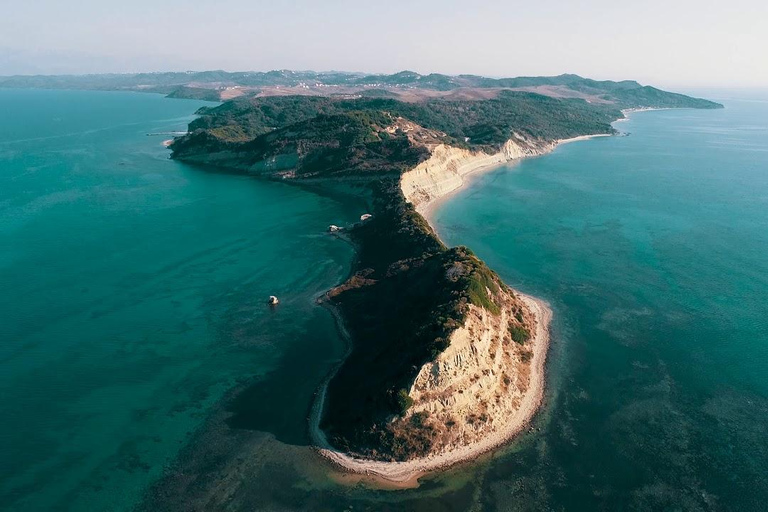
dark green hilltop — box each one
[155,72,721,461]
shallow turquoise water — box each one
[0,90,356,511]
[430,98,768,510]
[3,89,767,511]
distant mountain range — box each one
[0,70,723,110]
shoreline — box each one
[310,294,552,486]
[418,133,610,227]
[308,133,610,485]
[614,106,674,124]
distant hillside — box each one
[179,91,621,150]
[0,70,723,110]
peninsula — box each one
[167,72,721,482]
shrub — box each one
[411,411,429,427]
[509,324,530,344]
[397,389,414,416]
[466,271,501,315]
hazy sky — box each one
[2,0,767,87]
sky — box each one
[1,0,767,87]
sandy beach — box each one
[307,133,619,485]
[310,294,551,485]
[614,107,674,124]
[416,157,513,226]
[417,133,611,225]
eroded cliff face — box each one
[382,283,541,458]
[380,138,549,460]
[400,136,556,213]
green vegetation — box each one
[410,411,429,427]
[509,324,531,344]
[179,91,620,151]
[165,86,222,102]
[397,389,414,416]
[466,263,502,315]
[607,85,722,109]
[368,91,621,146]
[188,96,338,139]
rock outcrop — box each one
[402,287,538,455]
[400,136,556,213]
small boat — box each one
[267,295,279,306]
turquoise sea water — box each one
[429,98,768,510]
[0,90,356,511]
[2,89,767,511]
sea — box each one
[1,88,766,511]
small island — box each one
[167,73,722,483]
